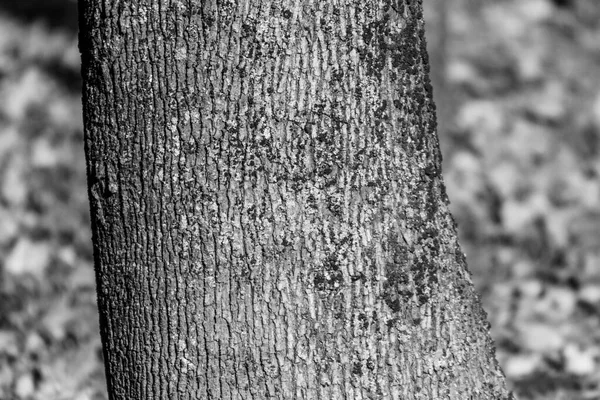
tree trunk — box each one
[79,0,513,399]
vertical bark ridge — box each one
[80,0,514,398]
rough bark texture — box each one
[79,0,513,399]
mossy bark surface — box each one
[79,0,513,398]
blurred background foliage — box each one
[0,0,599,399]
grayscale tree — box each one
[79,0,514,398]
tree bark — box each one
[79,0,513,398]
